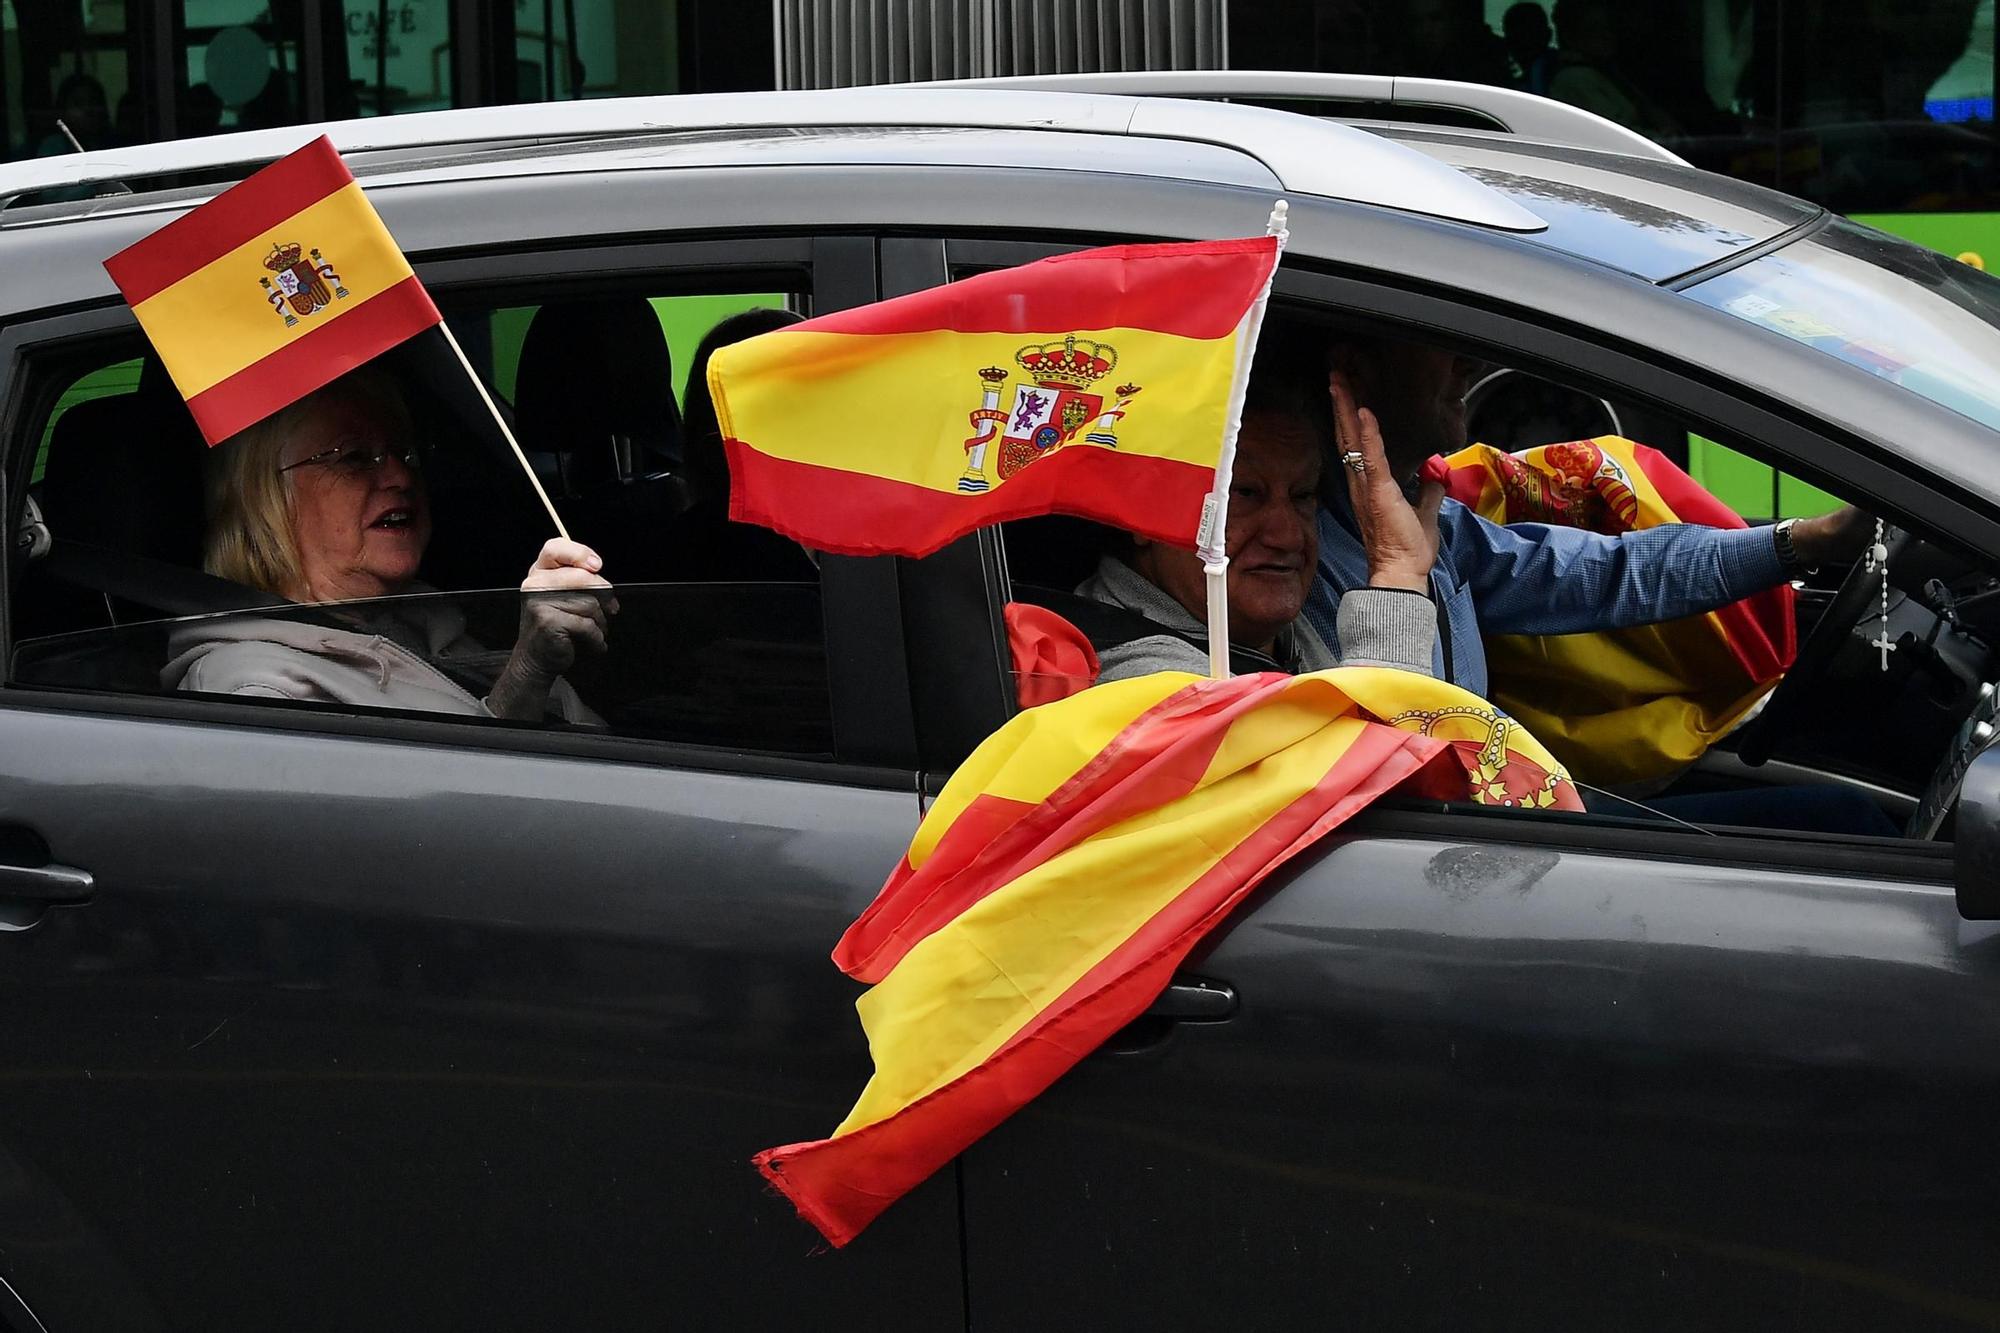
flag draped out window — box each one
[104,135,440,446]
[706,237,1282,559]
[756,665,1581,1247]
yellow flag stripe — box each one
[714,325,1241,492]
[837,711,1375,1135]
[909,673,1188,866]
[129,181,415,399]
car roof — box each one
[1379,126,1822,284]
[0,87,1544,231]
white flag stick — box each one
[1199,199,1291,679]
[437,318,572,541]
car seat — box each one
[510,298,691,581]
[19,356,218,639]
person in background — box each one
[1548,0,1681,135]
[1403,0,1514,87]
[1503,2,1559,96]
[36,72,111,155]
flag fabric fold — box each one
[755,665,1580,1248]
[104,135,440,445]
[708,237,1282,558]
[1438,436,1797,786]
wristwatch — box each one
[1772,517,1811,575]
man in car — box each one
[1305,334,1873,692]
[1078,351,1445,682]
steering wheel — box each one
[1736,525,1909,767]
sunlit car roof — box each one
[1378,126,1823,283]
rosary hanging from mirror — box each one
[1868,518,1895,672]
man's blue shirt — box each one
[1302,494,1787,696]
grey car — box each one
[2,78,2000,1332]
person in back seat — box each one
[1079,351,1442,682]
[161,366,610,722]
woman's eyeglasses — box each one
[278,440,421,477]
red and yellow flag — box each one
[754,666,1579,1248]
[1438,436,1796,785]
[708,237,1281,558]
[104,135,440,446]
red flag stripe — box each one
[835,676,1243,981]
[725,437,1214,560]
[797,238,1278,341]
[754,719,1441,1248]
[104,136,353,306]
[183,274,441,443]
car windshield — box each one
[1684,218,2000,433]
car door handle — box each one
[1142,979,1237,1022]
[0,862,95,903]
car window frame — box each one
[912,232,1966,881]
[0,231,925,786]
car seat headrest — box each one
[40,368,205,567]
[512,298,682,495]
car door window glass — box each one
[997,310,1988,846]
[6,284,833,758]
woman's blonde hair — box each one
[203,367,413,597]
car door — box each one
[896,243,2000,1329]
[0,237,965,1332]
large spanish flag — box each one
[1439,436,1796,785]
[709,237,1281,558]
[755,665,1580,1247]
[104,135,440,446]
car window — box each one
[995,301,1987,848]
[6,281,836,759]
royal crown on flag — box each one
[262,241,305,272]
[1016,335,1117,387]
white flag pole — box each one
[1199,199,1290,679]
[437,319,572,542]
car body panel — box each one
[961,824,2000,1329]
[0,705,950,1332]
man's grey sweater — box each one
[1075,556,1437,683]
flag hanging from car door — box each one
[754,664,1582,1248]
[103,135,441,446]
[1436,435,1797,786]
[706,236,1282,558]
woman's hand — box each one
[487,539,616,720]
[1330,372,1442,592]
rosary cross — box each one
[1867,519,1894,671]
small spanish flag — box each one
[755,665,1580,1247]
[1439,436,1797,785]
[708,237,1281,558]
[104,135,440,446]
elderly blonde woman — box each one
[162,367,610,722]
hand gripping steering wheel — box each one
[1735,525,1909,768]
